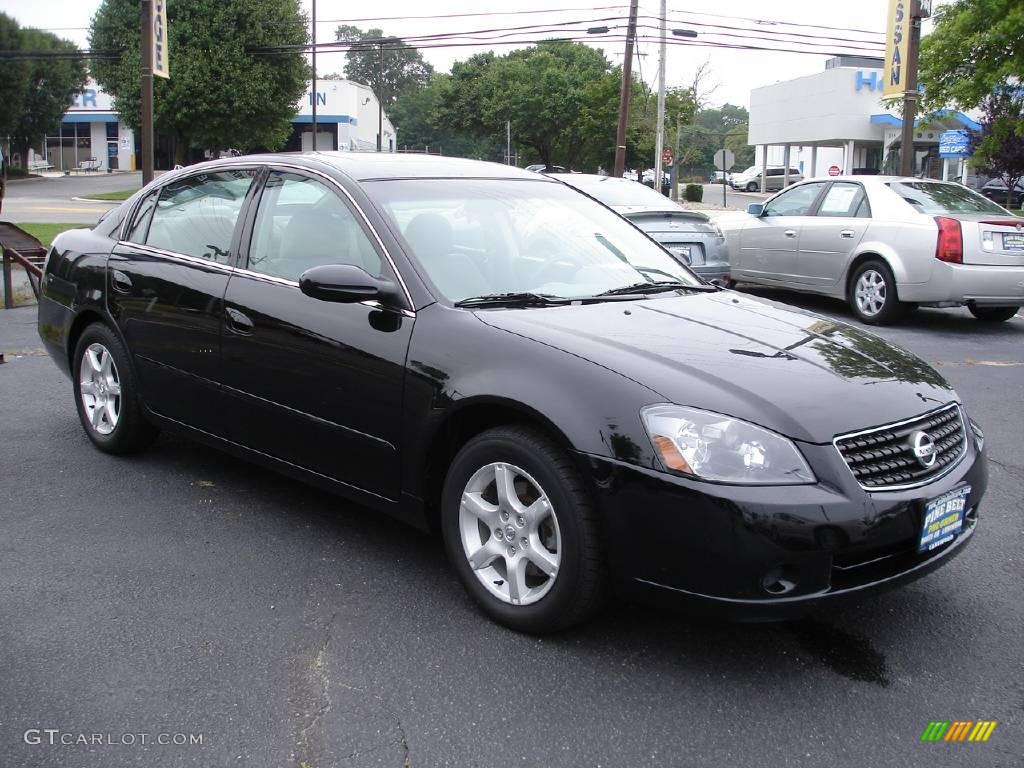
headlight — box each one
[641,404,815,485]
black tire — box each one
[441,425,606,633]
[969,305,1019,323]
[746,182,757,192]
[848,259,904,325]
[72,323,158,454]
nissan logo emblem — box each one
[911,430,937,468]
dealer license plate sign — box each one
[670,246,691,264]
[919,486,970,552]
[1003,233,1024,251]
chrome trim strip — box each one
[114,242,237,273]
[832,402,968,492]
[227,267,416,316]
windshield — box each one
[565,178,675,208]
[364,178,701,303]
[888,181,1008,215]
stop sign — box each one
[662,148,674,165]
[828,165,841,177]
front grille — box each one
[834,403,967,490]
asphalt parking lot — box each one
[1,293,1022,768]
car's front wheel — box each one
[73,323,158,454]
[441,426,606,633]
[969,305,1019,323]
[849,260,903,325]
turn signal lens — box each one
[652,435,694,473]
[935,216,963,264]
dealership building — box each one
[746,56,979,185]
[28,78,395,172]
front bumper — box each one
[581,431,987,619]
[899,262,1024,306]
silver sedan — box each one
[721,175,1024,324]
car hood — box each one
[475,291,956,443]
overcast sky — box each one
[1,0,945,109]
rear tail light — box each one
[935,216,963,264]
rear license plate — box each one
[669,246,691,264]
[919,486,970,552]
[1003,233,1024,251]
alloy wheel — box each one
[79,342,121,435]
[854,269,887,317]
[458,461,561,606]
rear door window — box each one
[145,170,256,262]
[817,183,869,218]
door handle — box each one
[840,229,855,238]
[111,269,133,293]
[225,307,254,335]
[784,230,797,238]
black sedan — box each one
[38,153,987,633]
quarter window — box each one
[762,182,827,217]
[246,171,382,282]
[145,170,256,263]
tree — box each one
[90,0,309,165]
[441,41,621,171]
[389,73,498,159]
[334,26,432,105]
[919,0,1024,111]
[0,13,26,141]
[969,90,1024,209]
[4,25,87,167]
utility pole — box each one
[654,0,667,195]
[613,0,639,178]
[377,41,384,152]
[899,0,924,177]
[506,120,511,165]
[311,0,317,151]
[140,0,154,184]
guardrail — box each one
[0,223,46,309]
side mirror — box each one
[298,264,399,305]
[747,203,764,216]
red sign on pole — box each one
[828,165,841,177]
[662,148,673,166]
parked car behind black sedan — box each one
[558,173,730,283]
[39,153,987,633]
[979,178,1024,209]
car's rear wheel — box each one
[746,182,758,192]
[969,305,1020,322]
[73,324,158,454]
[441,426,606,633]
[849,260,903,325]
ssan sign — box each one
[884,0,910,97]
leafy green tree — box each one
[7,27,87,167]
[90,0,309,165]
[0,13,26,141]
[969,90,1024,209]
[441,41,621,171]
[389,73,499,159]
[919,0,1024,111]
[334,26,432,106]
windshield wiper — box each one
[595,281,717,297]
[454,292,570,308]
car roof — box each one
[170,151,552,183]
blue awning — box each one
[63,112,118,123]
[292,114,357,125]
[869,111,981,131]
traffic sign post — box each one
[713,148,735,206]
